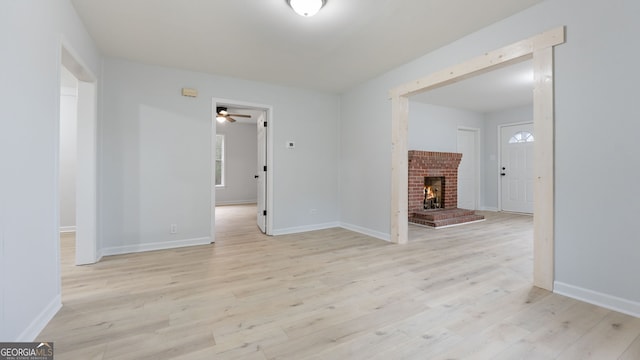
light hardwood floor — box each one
[40,205,640,359]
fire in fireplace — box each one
[423,177,444,210]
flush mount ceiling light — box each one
[287,0,326,17]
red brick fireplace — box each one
[408,150,462,212]
[408,150,484,227]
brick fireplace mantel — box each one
[408,150,462,214]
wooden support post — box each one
[390,94,409,244]
[533,46,555,291]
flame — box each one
[424,186,436,200]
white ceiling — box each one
[71,0,542,93]
[411,59,534,113]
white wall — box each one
[551,0,640,313]
[100,57,341,253]
[482,105,533,210]
[0,0,100,341]
[216,122,258,205]
[340,0,640,314]
[409,102,484,153]
[59,68,78,230]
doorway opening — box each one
[58,45,98,266]
[390,27,565,290]
[211,98,273,243]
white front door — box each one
[500,123,534,213]
[457,128,478,210]
[256,112,267,233]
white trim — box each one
[216,200,258,206]
[60,86,77,97]
[340,223,391,242]
[101,237,211,257]
[554,281,640,318]
[431,219,485,229]
[272,222,340,236]
[211,104,217,243]
[16,295,61,342]
[59,226,76,233]
[501,210,533,216]
[59,36,98,82]
[480,206,499,212]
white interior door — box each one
[256,112,267,233]
[500,123,534,213]
[457,128,478,210]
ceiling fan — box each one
[216,106,251,123]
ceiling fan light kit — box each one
[216,106,251,123]
[287,0,326,17]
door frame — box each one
[389,27,565,291]
[211,98,274,241]
[498,121,534,213]
[457,127,481,210]
[59,40,99,266]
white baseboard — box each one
[340,222,390,242]
[17,295,62,341]
[59,226,76,233]
[216,200,257,206]
[554,281,640,318]
[479,206,499,212]
[272,222,390,242]
[101,237,211,257]
[272,222,340,236]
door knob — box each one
[254,175,259,179]
[501,173,506,176]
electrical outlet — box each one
[170,224,178,234]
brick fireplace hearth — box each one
[408,150,484,228]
